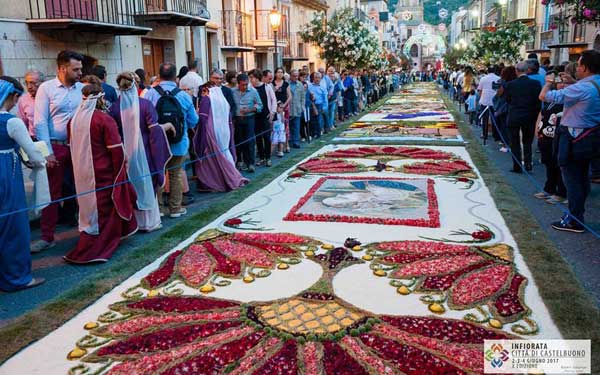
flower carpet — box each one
[0,88,563,375]
[335,83,462,142]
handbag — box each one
[569,81,600,160]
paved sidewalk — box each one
[446,93,600,307]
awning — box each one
[547,42,589,49]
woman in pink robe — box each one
[65,83,138,264]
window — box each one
[542,3,552,31]
[572,23,585,43]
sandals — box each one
[15,278,46,291]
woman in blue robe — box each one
[0,77,46,291]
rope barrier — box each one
[0,126,274,219]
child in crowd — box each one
[272,103,286,157]
[466,89,478,125]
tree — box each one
[300,8,387,69]
[442,47,467,69]
[461,22,532,66]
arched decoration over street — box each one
[403,33,447,57]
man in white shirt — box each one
[477,65,501,141]
[32,50,84,252]
[178,59,204,97]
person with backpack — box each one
[144,63,199,218]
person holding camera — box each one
[539,50,600,233]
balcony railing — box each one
[136,0,209,26]
[283,32,309,60]
[221,10,253,51]
[254,9,289,44]
[292,0,328,11]
[28,0,151,34]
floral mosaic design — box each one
[139,230,321,292]
[68,246,517,375]
[284,177,440,227]
[288,146,477,180]
[364,240,537,333]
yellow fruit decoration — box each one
[305,250,315,257]
[428,303,445,314]
[322,244,334,250]
[397,286,411,295]
[243,276,255,283]
[200,284,215,293]
[147,290,159,298]
[352,245,362,252]
[83,322,98,330]
[67,347,87,360]
[362,254,373,261]
[489,319,503,329]
[373,269,387,277]
[277,263,290,270]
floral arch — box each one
[402,33,447,57]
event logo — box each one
[485,344,510,368]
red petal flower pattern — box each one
[251,340,298,375]
[123,296,238,313]
[204,242,242,277]
[370,240,529,322]
[160,331,265,375]
[101,309,241,337]
[293,146,476,178]
[450,264,513,308]
[96,320,241,357]
[360,333,468,375]
[229,337,281,375]
[176,244,213,287]
[106,326,254,375]
[391,254,485,278]
[142,250,182,289]
[322,341,369,375]
[141,232,318,290]
[492,274,528,319]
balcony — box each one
[254,9,289,48]
[136,0,210,26]
[292,0,328,11]
[27,0,151,34]
[221,10,254,52]
[507,0,536,23]
[283,32,309,61]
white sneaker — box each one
[30,240,56,253]
[169,208,187,218]
[499,147,508,153]
[534,191,548,199]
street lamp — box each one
[269,6,282,70]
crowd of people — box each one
[0,50,398,292]
[440,50,600,234]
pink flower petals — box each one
[450,264,513,307]
[176,244,213,287]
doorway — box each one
[142,38,175,79]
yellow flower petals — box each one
[200,284,215,293]
[428,303,445,314]
[83,322,98,330]
[67,347,87,360]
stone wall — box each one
[0,20,123,86]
